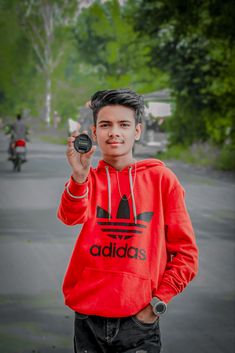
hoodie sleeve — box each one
[57,176,89,225]
[155,184,198,303]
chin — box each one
[111,150,132,158]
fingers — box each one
[80,145,96,160]
[79,146,97,168]
[67,131,90,146]
[67,136,76,151]
[70,130,88,138]
[83,145,97,158]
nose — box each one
[108,126,120,137]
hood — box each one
[96,158,165,173]
[95,159,165,223]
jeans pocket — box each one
[131,315,159,330]
[75,311,89,320]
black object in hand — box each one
[74,134,92,154]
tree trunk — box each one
[45,75,51,126]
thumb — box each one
[85,145,97,158]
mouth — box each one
[106,140,124,145]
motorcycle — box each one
[11,139,27,172]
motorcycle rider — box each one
[8,114,28,161]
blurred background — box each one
[0,0,234,167]
[0,0,234,352]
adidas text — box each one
[89,242,147,260]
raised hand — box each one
[66,131,96,183]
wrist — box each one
[72,172,88,184]
[65,176,89,199]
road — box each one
[0,132,234,353]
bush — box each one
[158,142,235,171]
[215,144,235,171]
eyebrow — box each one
[98,119,133,124]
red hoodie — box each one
[57,159,198,317]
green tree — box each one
[51,42,105,121]
[130,0,235,146]
[18,0,89,126]
[73,0,168,92]
[0,0,103,124]
[0,0,35,117]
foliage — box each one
[1,0,234,156]
[52,42,105,122]
[0,0,98,123]
[216,144,235,171]
[39,135,67,145]
[17,0,82,125]
[0,0,36,117]
[73,0,169,92]
[130,0,235,146]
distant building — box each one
[143,89,172,120]
[142,89,172,146]
[143,89,171,103]
[145,102,172,119]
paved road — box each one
[0,132,234,353]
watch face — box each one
[151,297,167,316]
[156,302,166,314]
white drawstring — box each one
[129,167,137,223]
[106,164,137,222]
[105,166,112,220]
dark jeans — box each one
[74,312,161,353]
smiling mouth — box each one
[106,140,124,144]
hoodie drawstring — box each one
[105,165,137,223]
[129,166,137,223]
[105,166,112,220]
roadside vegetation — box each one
[158,143,235,171]
[39,136,67,145]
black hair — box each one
[89,89,144,125]
[16,114,22,120]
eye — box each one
[99,123,109,128]
[120,123,130,128]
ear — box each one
[91,125,97,141]
[135,123,142,141]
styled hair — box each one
[89,89,145,125]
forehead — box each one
[96,105,135,122]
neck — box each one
[103,154,135,171]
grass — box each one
[158,143,235,171]
[39,135,67,145]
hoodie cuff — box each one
[65,176,88,199]
[154,282,178,304]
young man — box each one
[57,89,198,352]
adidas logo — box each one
[88,196,153,260]
[96,195,153,240]
[90,242,146,260]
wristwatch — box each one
[150,297,167,316]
